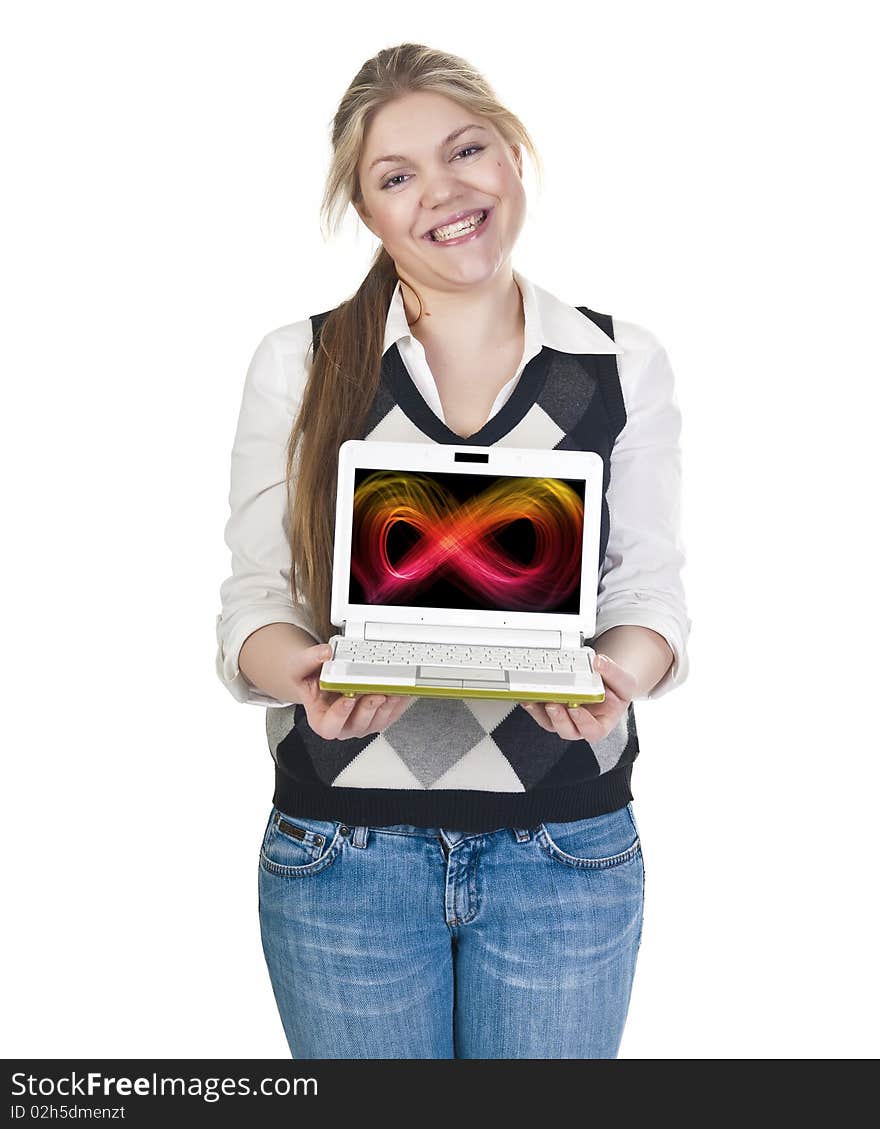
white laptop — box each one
[318,439,606,706]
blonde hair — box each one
[286,42,543,643]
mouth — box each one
[422,207,493,245]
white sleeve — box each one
[215,321,321,707]
[592,328,692,700]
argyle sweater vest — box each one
[267,305,640,831]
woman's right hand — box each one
[291,642,416,739]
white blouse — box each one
[216,268,692,706]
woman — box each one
[215,42,691,1058]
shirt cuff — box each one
[590,606,691,701]
[215,610,321,707]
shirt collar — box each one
[381,267,623,357]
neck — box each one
[399,269,525,355]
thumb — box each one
[594,653,638,696]
[293,641,333,678]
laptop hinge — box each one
[352,621,582,649]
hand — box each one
[291,643,416,740]
[519,654,639,742]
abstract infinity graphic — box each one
[350,472,583,608]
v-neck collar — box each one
[378,269,621,445]
[382,341,554,446]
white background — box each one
[3,0,877,1059]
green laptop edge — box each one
[318,679,605,707]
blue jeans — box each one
[258,801,645,1058]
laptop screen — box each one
[348,468,586,615]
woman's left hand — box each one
[519,654,639,741]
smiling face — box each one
[354,90,526,294]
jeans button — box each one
[339,825,350,836]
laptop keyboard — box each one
[332,639,593,676]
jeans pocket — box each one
[538,804,642,870]
[259,806,345,877]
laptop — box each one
[318,439,606,706]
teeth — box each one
[432,212,484,239]
[430,211,486,241]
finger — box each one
[520,702,556,731]
[341,694,387,737]
[557,703,609,741]
[322,693,358,736]
[306,692,352,739]
[294,643,333,684]
[592,671,628,708]
[367,694,405,731]
[543,703,584,739]
[579,704,614,738]
[594,654,639,702]
[318,691,409,739]
[380,693,416,724]
[313,680,343,711]
[527,699,608,742]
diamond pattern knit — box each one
[268,306,640,831]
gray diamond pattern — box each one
[382,697,486,787]
[270,314,641,804]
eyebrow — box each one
[368,124,488,172]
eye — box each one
[380,144,485,191]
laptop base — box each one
[317,679,605,707]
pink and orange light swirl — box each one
[350,472,583,609]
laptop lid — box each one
[330,440,603,644]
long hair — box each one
[286,42,543,643]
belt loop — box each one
[512,827,531,842]
[351,825,369,848]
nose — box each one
[423,193,464,222]
[420,170,467,211]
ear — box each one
[353,198,377,236]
